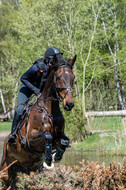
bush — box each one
[16,158,126,190]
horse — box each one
[0,55,76,189]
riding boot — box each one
[7,112,21,145]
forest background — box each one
[0,0,126,142]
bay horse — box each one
[0,55,76,189]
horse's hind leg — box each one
[43,131,54,168]
[53,134,69,163]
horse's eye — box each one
[57,88,63,92]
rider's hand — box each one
[34,88,40,96]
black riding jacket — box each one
[20,58,47,94]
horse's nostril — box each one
[64,101,74,111]
[66,101,74,108]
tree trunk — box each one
[102,19,125,110]
[0,88,6,113]
[11,81,19,118]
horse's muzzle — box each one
[64,101,74,111]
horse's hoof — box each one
[43,162,54,169]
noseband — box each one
[54,64,73,101]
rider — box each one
[7,47,70,157]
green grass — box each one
[73,131,126,156]
[73,133,102,151]
[72,116,126,155]
[89,116,123,131]
[0,121,12,131]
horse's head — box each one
[53,55,76,111]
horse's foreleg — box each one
[53,134,69,163]
[43,131,54,169]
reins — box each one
[3,95,58,116]
[3,62,75,116]
[4,94,36,116]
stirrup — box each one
[7,134,18,145]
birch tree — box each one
[80,2,102,115]
[0,88,6,113]
[101,0,125,110]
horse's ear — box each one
[68,55,77,67]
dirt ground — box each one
[0,131,10,138]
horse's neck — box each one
[42,69,55,98]
[36,70,56,113]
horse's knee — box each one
[60,134,69,150]
[43,131,53,143]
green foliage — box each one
[0,0,126,141]
[61,97,87,141]
[89,116,122,130]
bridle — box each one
[54,64,73,101]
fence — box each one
[85,110,126,117]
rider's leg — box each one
[7,84,32,145]
[43,131,53,166]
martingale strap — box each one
[31,105,54,133]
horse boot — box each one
[53,134,69,163]
[7,112,20,145]
[52,147,65,163]
[43,131,54,168]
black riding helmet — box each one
[44,47,63,59]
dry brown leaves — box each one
[15,158,126,190]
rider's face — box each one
[48,63,52,67]
[46,58,52,70]
[47,62,53,71]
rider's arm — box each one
[20,64,40,95]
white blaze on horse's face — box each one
[56,67,75,111]
[65,71,69,75]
